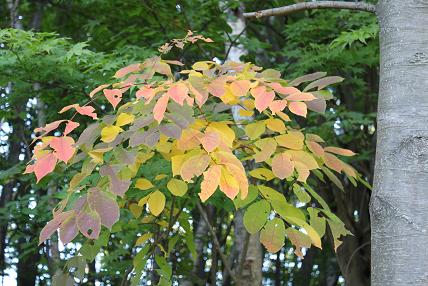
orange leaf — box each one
[307,141,325,157]
[199,164,221,202]
[153,95,169,123]
[294,161,310,182]
[271,153,294,179]
[208,76,227,97]
[219,166,240,200]
[103,89,123,109]
[324,153,344,173]
[230,80,250,97]
[180,154,210,182]
[177,129,203,151]
[286,92,316,101]
[324,147,356,157]
[288,102,307,117]
[49,136,75,163]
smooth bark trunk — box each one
[371,1,428,285]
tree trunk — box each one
[226,4,263,286]
[371,1,428,285]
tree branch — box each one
[195,201,240,286]
[244,1,376,19]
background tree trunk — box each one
[371,1,428,285]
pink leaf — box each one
[89,84,110,98]
[87,188,119,229]
[270,82,300,95]
[34,120,66,135]
[288,102,307,117]
[271,153,294,179]
[136,86,155,100]
[199,132,220,152]
[49,136,75,163]
[64,121,80,136]
[59,104,97,119]
[251,86,275,112]
[114,63,140,78]
[59,215,78,244]
[153,95,169,123]
[167,83,189,106]
[269,100,288,114]
[208,76,227,97]
[103,89,123,109]
[34,153,57,182]
[39,211,75,245]
[77,210,101,239]
[230,80,250,97]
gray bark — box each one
[371,1,428,285]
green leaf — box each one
[243,200,271,234]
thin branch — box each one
[244,1,376,19]
[195,201,240,286]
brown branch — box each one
[244,1,376,19]
[195,201,240,286]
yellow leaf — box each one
[239,109,254,117]
[88,147,112,164]
[265,118,286,133]
[135,178,154,190]
[154,174,167,181]
[148,190,165,216]
[286,150,319,170]
[129,203,143,218]
[167,178,188,196]
[245,121,266,140]
[249,168,275,181]
[116,113,135,126]
[135,233,153,246]
[207,122,235,147]
[219,165,240,200]
[138,195,149,207]
[275,131,304,150]
[101,125,123,143]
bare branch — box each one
[244,1,376,19]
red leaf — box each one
[288,102,307,117]
[49,136,75,163]
[34,153,57,182]
[153,95,169,123]
[103,89,123,109]
[64,121,80,136]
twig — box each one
[195,201,240,286]
[244,1,376,19]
